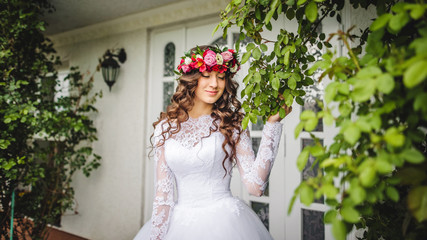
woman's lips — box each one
[206,90,218,96]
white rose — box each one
[184,57,192,65]
[196,54,203,59]
[216,53,223,65]
[230,64,238,73]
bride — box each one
[134,45,292,240]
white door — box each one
[146,16,340,240]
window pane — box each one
[163,82,174,111]
[251,116,264,131]
[164,42,175,77]
[251,201,269,230]
[302,209,325,240]
[211,37,227,47]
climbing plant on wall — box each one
[1,0,101,239]
[217,0,427,239]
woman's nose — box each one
[209,75,218,88]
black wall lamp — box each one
[100,48,127,91]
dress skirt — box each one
[133,197,273,240]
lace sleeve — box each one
[150,124,175,240]
[235,121,283,196]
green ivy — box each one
[217,0,427,239]
[1,0,101,239]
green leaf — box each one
[242,115,250,129]
[260,44,268,52]
[386,186,400,202]
[241,51,252,64]
[300,110,316,120]
[300,183,314,206]
[375,159,393,174]
[285,92,294,107]
[325,82,339,103]
[2,161,16,170]
[359,167,377,187]
[357,66,382,78]
[310,145,324,157]
[253,72,262,83]
[414,93,427,111]
[323,111,334,126]
[388,11,410,33]
[370,13,392,31]
[350,78,376,102]
[304,118,318,132]
[324,210,337,223]
[338,101,352,117]
[297,0,307,5]
[410,5,425,20]
[277,71,291,79]
[246,43,255,51]
[305,2,318,23]
[283,51,290,66]
[332,219,347,240]
[288,76,296,89]
[355,118,371,132]
[343,124,361,145]
[384,127,405,147]
[295,122,304,138]
[402,148,425,164]
[265,8,275,24]
[272,77,280,90]
[408,186,427,222]
[350,186,367,205]
[232,0,242,5]
[249,113,257,123]
[297,148,310,171]
[341,205,360,223]
[322,184,338,199]
[376,73,394,94]
[252,47,262,60]
[403,60,427,88]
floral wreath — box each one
[177,46,240,75]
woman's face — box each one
[193,71,226,107]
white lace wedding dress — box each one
[134,115,282,240]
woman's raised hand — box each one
[267,103,292,123]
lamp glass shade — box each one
[101,57,120,91]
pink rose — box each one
[181,64,190,73]
[221,51,233,62]
[203,50,217,67]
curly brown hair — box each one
[151,45,244,175]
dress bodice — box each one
[149,115,282,240]
[165,121,232,206]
